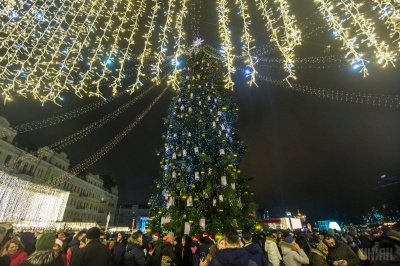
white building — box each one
[0,116,118,226]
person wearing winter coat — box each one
[19,233,35,257]
[279,236,309,266]
[124,231,153,266]
[310,241,330,266]
[53,239,67,266]
[21,232,64,266]
[265,234,282,266]
[65,231,86,266]
[209,231,256,266]
[69,227,112,266]
[243,232,264,266]
[324,234,360,266]
[161,233,178,266]
[150,233,163,266]
[111,232,127,266]
[0,238,27,266]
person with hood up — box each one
[19,233,35,257]
[279,236,309,266]
[264,233,282,266]
[209,230,256,266]
[309,241,329,266]
[324,234,360,266]
[21,232,64,266]
[242,232,264,266]
[65,231,85,266]
[111,232,127,266]
[124,231,153,266]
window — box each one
[4,155,12,165]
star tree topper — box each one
[192,38,204,53]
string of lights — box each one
[68,85,170,177]
[169,0,188,90]
[95,0,132,95]
[77,0,123,98]
[255,0,297,85]
[246,69,400,108]
[152,0,176,85]
[338,0,397,67]
[111,0,147,93]
[236,0,257,87]
[372,0,400,46]
[130,0,160,93]
[49,70,172,151]
[216,0,235,90]
[314,0,369,77]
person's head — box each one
[242,232,252,243]
[223,231,241,248]
[217,237,226,250]
[76,231,86,241]
[318,234,325,240]
[79,237,87,248]
[117,232,123,240]
[53,239,64,253]
[163,232,174,244]
[324,234,336,248]
[284,236,295,245]
[86,227,101,240]
[4,239,25,255]
[277,231,283,238]
[36,233,56,251]
[131,231,143,245]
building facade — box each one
[0,116,118,225]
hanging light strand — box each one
[129,0,161,93]
[111,0,147,93]
[372,0,400,46]
[216,0,235,90]
[314,0,369,76]
[338,0,397,67]
[49,71,170,151]
[152,0,176,85]
[255,0,296,84]
[68,85,170,177]
[169,0,188,90]
[95,0,133,95]
[236,0,258,87]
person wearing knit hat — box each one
[162,234,174,244]
[152,232,159,242]
[279,235,309,266]
[309,242,329,266]
[69,227,112,266]
[20,233,64,266]
[53,238,67,266]
[193,234,200,242]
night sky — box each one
[1,0,400,224]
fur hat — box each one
[317,241,328,252]
[36,233,56,251]
[86,227,101,239]
[387,230,400,239]
[284,236,294,243]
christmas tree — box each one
[149,47,255,235]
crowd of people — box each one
[0,223,399,266]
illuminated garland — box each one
[255,0,297,84]
[169,0,188,90]
[49,71,171,150]
[216,0,235,89]
[248,69,400,107]
[236,0,258,86]
[68,85,170,176]
[338,0,396,67]
[314,0,369,76]
[372,0,400,45]
[111,0,147,93]
[130,0,160,93]
[152,0,176,85]
[94,0,132,95]
[0,170,68,226]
